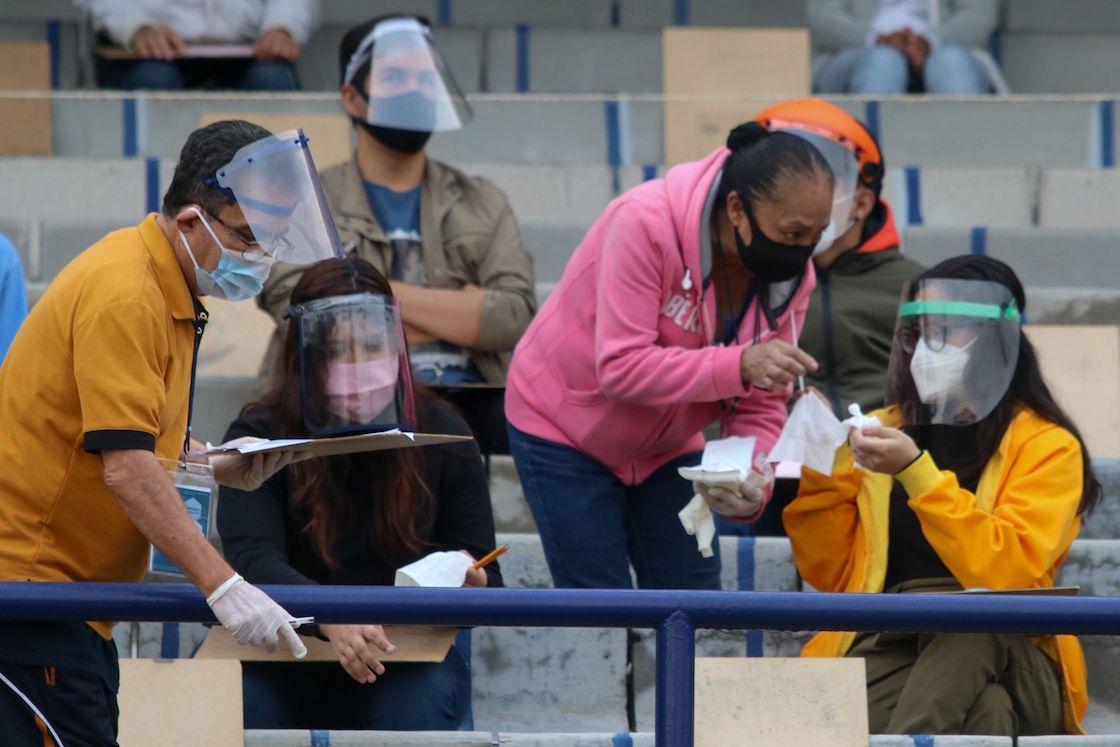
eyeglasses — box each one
[206,207,291,263]
[897,317,984,353]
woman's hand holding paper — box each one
[849,425,921,475]
[693,473,767,518]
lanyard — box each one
[183,299,209,456]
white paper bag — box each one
[394,551,473,587]
[767,395,849,475]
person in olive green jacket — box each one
[259,14,535,454]
[744,98,923,538]
[757,98,923,420]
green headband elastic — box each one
[897,300,1021,321]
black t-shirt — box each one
[216,398,503,591]
[883,425,981,590]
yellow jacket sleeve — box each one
[897,424,1083,590]
[784,445,864,592]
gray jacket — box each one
[258,157,536,384]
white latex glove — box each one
[693,472,767,518]
[209,437,313,491]
[206,574,307,658]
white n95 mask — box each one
[909,337,974,404]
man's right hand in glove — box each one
[206,574,307,658]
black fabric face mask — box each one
[353,90,436,154]
[734,200,816,283]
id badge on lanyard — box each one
[148,458,217,578]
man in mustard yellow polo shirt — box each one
[0,120,341,745]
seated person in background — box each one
[259,14,536,456]
[808,0,1000,94]
[784,255,1096,736]
[0,233,27,364]
[219,257,502,731]
[85,0,317,90]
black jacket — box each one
[217,398,503,591]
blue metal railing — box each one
[3,583,1119,746]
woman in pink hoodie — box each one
[505,122,834,590]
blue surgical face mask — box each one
[179,207,274,302]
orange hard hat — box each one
[757,98,883,187]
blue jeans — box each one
[814,45,991,94]
[242,645,470,729]
[507,424,722,590]
[97,58,299,91]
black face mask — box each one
[353,90,436,154]
[734,200,816,283]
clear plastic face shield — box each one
[343,17,472,132]
[768,122,862,255]
[887,279,1022,426]
[209,129,344,267]
[287,293,416,436]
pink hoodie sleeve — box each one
[592,206,750,405]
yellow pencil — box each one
[471,544,510,570]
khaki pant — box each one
[848,578,1063,736]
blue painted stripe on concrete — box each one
[970,226,987,256]
[122,98,139,157]
[46,21,61,89]
[911,736,935,747]
[674,0,690,25]
[606,100,622,194]
[737,536,764,656]
[310,730,330,747]
[988,29,1003,66]
[864,100,881,142]
[515,25,530,93]
[642,164,658,182]
[160,622,179,658]
[1099,100,1114,168]
[145,158,160,214]
[612,733,634,747]
[437,0,452,25]
[905,167,923,226]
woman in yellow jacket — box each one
[784,255,1101,737]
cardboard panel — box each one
[662,28,810,164]
[694,657,868,747]
[117,659,242,747]
[196,296,276,377]
[1024,325,1120,459]
[0,43,52,156]
[199,112,352,170]
[195,624,457,662]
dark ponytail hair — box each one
[716,121,834,211]
[889,255,1102,515]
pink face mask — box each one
[325,357,399,422]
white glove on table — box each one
[209,437,313,491]
[206,574,307,658]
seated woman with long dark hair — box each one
[784,255,1099,737]
[217,257,501,731]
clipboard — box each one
[94,43,255,60]
[932,586,1080,597]
[205,431,473,459]
[194,625,457,663]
